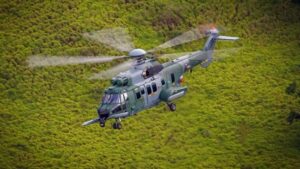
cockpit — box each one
[98,92,128,117]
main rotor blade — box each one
[83,27,135,52]
[28,55,127,68]
[158,47,241,61]
[149,25,209,52]
[158,52,197,60]
[89,59,134,80]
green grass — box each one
[1,0,300,168]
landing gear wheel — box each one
[99,118,106,127]
[112,118,122,129]
[100,123,105,127]
[112,122,122,129]
[168,103,176,111]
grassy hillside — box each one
[1,0,300,168]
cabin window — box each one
[146,85,152,95]
[152,83,157,92]
[141,87,145,95]
[136,91,141,99]
[161,79,165,86]
[171,73,175,83]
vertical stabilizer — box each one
[203,28,239,51]
[203,28,219,51]
[201,27,239,68]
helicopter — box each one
[28,25,239,129]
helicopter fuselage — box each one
[83,50,210,128]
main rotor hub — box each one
[206,27,219,36]
[129,48,147,58]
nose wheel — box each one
[112,118,122,129]
[167,103,176,111]
[99,118,106,127]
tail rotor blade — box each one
[83,27,135,52]
[28,55,127,68]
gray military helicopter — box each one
[28,25,239,129]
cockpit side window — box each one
[171,73,175,83]
[112,105,122,113]
[136,91,141,99]
[134,88,141,99]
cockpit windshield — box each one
[102,93,128,104]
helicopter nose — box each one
[97,108,109,118]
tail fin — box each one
[200,28,238,68]
[203,28,239,51]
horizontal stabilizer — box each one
[217,36,239,41]
[82,118,99,126]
